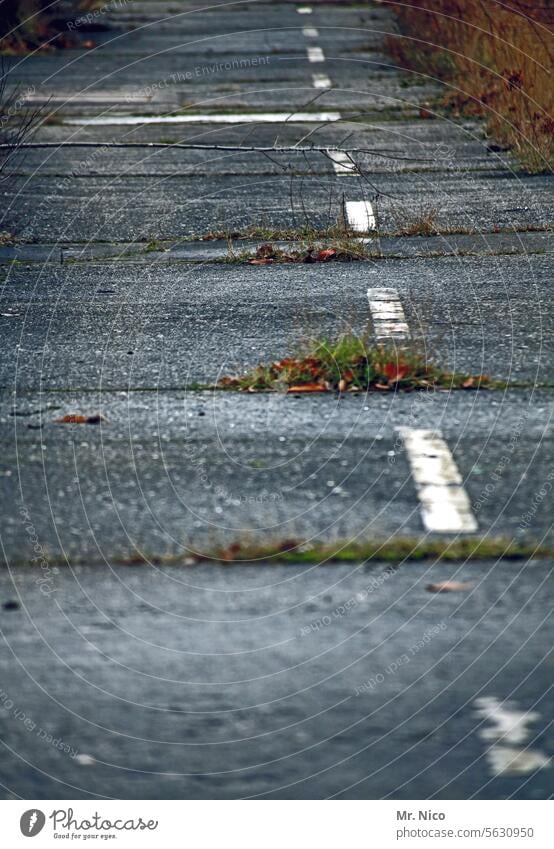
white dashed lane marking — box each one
[297,5,313,12]
[312,73,332,88]
[307,46,325,62]
[396,428,478,533]
[366,288,409,340]
[330,151,358,176]
[65,112,342,126]
[345,200,376,232]
[474,697,551,777]
[302,26,319,37]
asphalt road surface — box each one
[0,0,552,800]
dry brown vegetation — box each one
[0,1,96,52]
[383,0,554,171]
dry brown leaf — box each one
[426,581,474,593]
[287,383,327,393]
[316,248,337,262]
[382,362,410,382]
[56,414,106,425]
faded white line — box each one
[474,697,540,745]
[330,151,358,176]
[307,46,325,63]
[367,288,409,340]
[345,200,376,232]
[312,73,332,89]
[474,697,551,777]
[396,428,478,533]
[486,747,550,777]
[302,26,319,37]
[64,111,342,126]
[297,5,313,12]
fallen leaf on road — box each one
[426,581,474,593]
[316,248,337,262]
[55,414,106,424]
[287,383,327,393]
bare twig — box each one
[0,142,432,162]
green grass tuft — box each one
[218,335,501,393]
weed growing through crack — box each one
[225,234,377,265]
[192,536,552,565]
[217,334,498,393]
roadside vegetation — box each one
[189,536,551,565]
[0,1,97,52]
[218,334,497,393]
[383,0,554,171]
[226,235,375,264]
[0,60,43,182]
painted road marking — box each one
[331,151,358,176]
[366,288,409,340]
[312,73,332,89]
[474,697,540,745]
[307,46,325,63]
[474,697,551,777]
[65,111,342,126]
[297,5,313,12]
[396,428,478,533]
[345,200,376,232]
[302,26,319,37]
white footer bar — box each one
[5,800,549,847]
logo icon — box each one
[20,810,45,837]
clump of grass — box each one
[218,335,497,393]
[144,239,163,253]
[397,208,440,237]
[193,536,553,565]
[226,236,376,264]
[200,223,364,242]
[384,0,554,172]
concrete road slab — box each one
[0,390,552,561]
[0,556,551,798]
[1,258,553,387]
